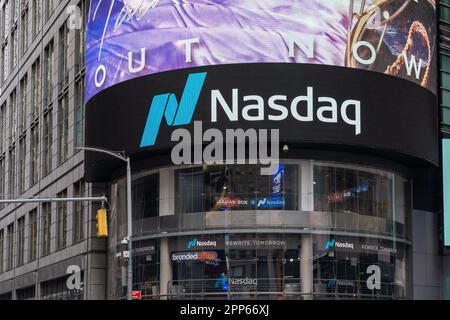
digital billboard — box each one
[86,0,437,102]
[85,63,438,181]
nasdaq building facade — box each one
[85,0,439,299]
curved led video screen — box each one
[86,0,437,102]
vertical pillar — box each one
[159,238,172,299]
[300,234,313,300]
[300,161,314,300]
[35,272,40,300]
[159,168,174,299]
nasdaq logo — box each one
[325,239,354,250]
[140,72,207,147]
[187,238,217,249]
[215,274,229,291]
[256,197,286,208]
[327,279,337,287]
[187,239,197,249]
[325,239,336,249]
[327,279,354,287]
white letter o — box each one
[95,65,107,88]
[352,41,376,65]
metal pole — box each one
[76,146,133,300]
[0,196,108,204]
[126,157,133,300]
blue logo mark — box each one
[327,279,337,287]
[187,239,197,249]
[140,72,207,147]
[215,274,229,291]
[250,196,285,208]
[325,239,336,249]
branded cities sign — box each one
[171,251,218,262]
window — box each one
[1,43,9,83]
[20,2,28,56]
[441,51,450,128]
[29,123,38,185]
[56,190,67,249]
[441,4,450,22]
[11,0,18,22]
[10,1,18,66]
[312,164,410,237]
[1,1,10,83]
[2,42,9,82]
[0,157,5,209]
[31,0,41,38]
[31,58,40,119]
[10,27,17,70]
[42,109,52,176]
[1,2,8,41]
[17,216,25,266]
[58,23,69,90]
[9,89,17,144]
[0,229,4,273]
[41,275,84,300]
[29,208,37,261]
[18,136,26,193]
[74,79,84,148]
[43,41,53,108]
[6,223,14,270]
[8,148,15,197]
[44,0,54,21]
[73,0,86,151]
[57,94,68,164]
[16,286,35,300]
[313,165,391,216]
[442,89,450,108]
[73,180,85,242]
[175,164,298,214]
[444,108,450,127]
[0,292,12,300]
[75,0,86,75]
[19,74,27,131]
[0,103,5,154]
[133,174,159,219]
[10,0,18,66]
[442,54,450,73]
[41,202,51,256]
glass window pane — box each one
[441,55,450,73]
[442,73,450,90]
[442,90,450,107]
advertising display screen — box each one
[86,0,437,102]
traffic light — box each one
[96,208,108,238]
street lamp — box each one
[76,146,133,301]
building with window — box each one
[0,0,103,300]
[438,0,450,301]
[0,0,449,301]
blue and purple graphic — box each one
[86,0,437,102]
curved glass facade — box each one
[107,160,411,300]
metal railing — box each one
[132,207,408,241]
[129,278,406,300]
